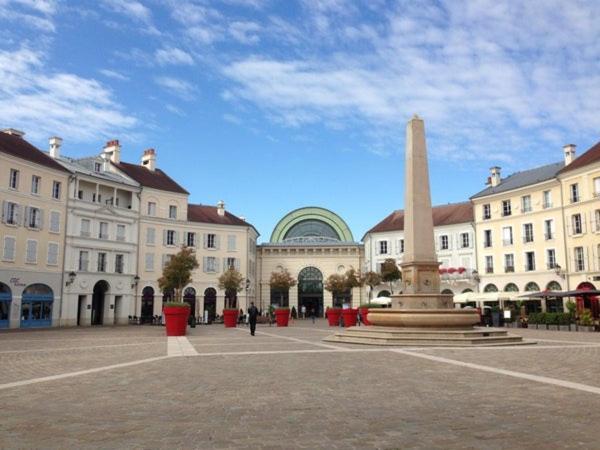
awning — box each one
[370,296,392,305]
[520,289,600,298]
[453,292,521,304]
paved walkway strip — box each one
[236,328,350,350]
[167,336,199,356]
[0,356,170,391]
[0,342,163,355]
[392,349,600,396]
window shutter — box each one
[4,237,15,260]
[23,206,30,226]
[36,209,43,229]
[203,234,208,249]
[183,232,188,246]
[163,229,167,245]
[173,231,178,246]
[26,240,37,263]
[203,256,208,273]
[1,201,6,223]
[48,243,59,265]
[375,241,380,255]
[214,235,220,250]
[234,258,240,271]
[222,258,227,272]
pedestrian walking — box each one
[310,307,316,324]
[248,302,259,336]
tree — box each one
[344,268,363,304]
[324,274,347,307]
[363,271,382,302]
[380,258,401,294]
[218,267,245,309]
[158,247,199,304]
[269,269,297,307]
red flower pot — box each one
[223,309,238,328]
[358,306,371,326]
[163,305,190,336]
[326,308,342,326]
[275,309,290,327]
[342,308,358,327]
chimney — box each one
[563,144,576,166]
[103,139,121,164]
[49,136,62,159]
[141,148,156,171]
[2,128,25,137]
[489,166,501,187]
[239,215,246,221]
[217,200,225,217]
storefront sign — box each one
[9,278,26,287]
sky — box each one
[1,0,599,243]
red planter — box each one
[163,305,190,336]
[358,306,371,326]
[275,309,290,327]
[223,309,239,328]
[326,308,342,326]
[342,308,358,327]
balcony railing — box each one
[542,202,553,209]
[504,266,514,273]
[99,233,109,240]
[484,241,492,248]
[546,263,558,270]
[570,196,580,203]
[80,231,90,237]
[544,233,553,240]
[523,236,534,243]
[116,235,125,242]
[524,265,535,272]
[502,239,513,246]
[485,267,494,274]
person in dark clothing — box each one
[248,302,259,336]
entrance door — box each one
[0,282,11,328]
[92,281,109,325]
[77,295,86,326]
[20,284,53,328]
[114,295,122,325]
[184,287,196,320]
[298,267,324,317]
[141,287,154,324]
[204,288,216,322]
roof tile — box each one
[116,161,189,194]
[558,141,600,175]
[0,132,71,174]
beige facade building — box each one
[258,207,363,316]
[0,129,70,328]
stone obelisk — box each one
[392,115,452,310]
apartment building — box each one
[0,130,70,328]
[363,202,478,298]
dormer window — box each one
[94,162,101,173]
[169,205,177,219]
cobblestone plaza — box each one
[2,323,600,449]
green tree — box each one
[269,269,297,307]
[344,268,364,305]
[324,273,347,307]
[380,258,401,294]
[218,267,245,309]
[158,247,199,304]
[363,271,382,302]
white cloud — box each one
[101,0,151,23]
[0,0,58,31]
[154,76,196,99]
[0,48,137,142]
[99,69,129,81]
[222,0,600,164]
[155,47,194,66]
[228,21,261,44]
[166,104,185,116]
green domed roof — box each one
[270,207,354,243]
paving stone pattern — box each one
[1,321,600,449]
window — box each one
[92,193,101,203]
[49,211,60,233]
[94,162,101,172]
[504,254,514,272]
[25,240,37,263]
[485,256,493,273]
[47,243,59,265]
[115,254,124,274]
[2,236,16,261]
[97,253,107,272]
[483,230,492,248]
[52,181,61,200]
[25,207,42,229]
[147,202,156,216]
[77,190,83,200]
[546,249,556,269]
[523,223,534,243]
[574,247,585,272]
[439,235,449,250]
[502,200,512,217]
[227,235,236,251]
[146,227,155,245]
[2,201,19,225]
[594,177,600,197]
[542,190,552,209]
[205,233,217,249]
[570,183,579,203]
[521,195,532,213]
[572,214,583,235]
[31,175,40,194]
[163,254,174,268]
[203,256,217,273]
[595,210,600,233]
[9,169,19,189]
[187,232,196,247]
[116,224,126,241]
[399,239,405,253]
[379,240,388,254]
[79,251,89,271]
[502,227,513,246]
[525,251,535,271]
[145,253,154,271]
[544,219,554,240]
[482,204,491,220]
[225,257,237,270]
[460,233,470,248]
[80,219,91,237]
[169,205,177,219]
[166,230,176,246]
[99,222,108,239]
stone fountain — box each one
[325,116,526,346]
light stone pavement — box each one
[1,321,600,449]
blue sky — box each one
[1,0,599,242]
